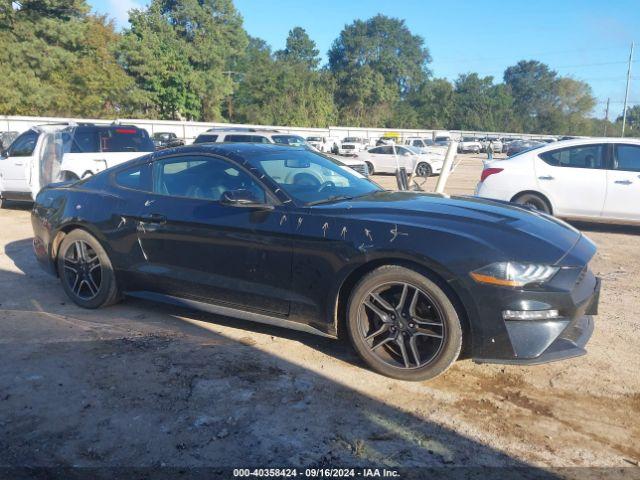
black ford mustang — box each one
[31,143,600,381]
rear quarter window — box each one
[539,145,605,169]
[114,163,151,191]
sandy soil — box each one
[0,154,638,474]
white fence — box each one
[1,115,564,143]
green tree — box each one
[504,60,557,131]
[328,14,431,126]
[449,74,518,132]
[233,37,337,127]
[617,105,640,137]
[275,27,320,69]
[119,0,248,121]
[0,1,142,117]
[407,78,455,129]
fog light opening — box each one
[502,309,560,321]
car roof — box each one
[532,137,640,151]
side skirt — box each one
[125,290,335,339]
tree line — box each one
[1,0,638,137]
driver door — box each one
[135,153,293,315]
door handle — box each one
[538,175,554,180]
[14,162,24,166]
[614,180,633,185]
[139,213,166,224]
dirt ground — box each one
[0,154,639,474]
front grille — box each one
[350,164,369,176]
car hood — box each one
[313,191,588,265]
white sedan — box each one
[475,138,640,223]
[357,145,443,177]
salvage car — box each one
[32,143,600,381]
[476,137,640,223]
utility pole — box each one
[604,98,610,136]
[621,41,634,137]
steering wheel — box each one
[318,181,335,193]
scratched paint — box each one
[340,226,347,239]
[389,224,408,242]
[280,215,288,226]
[364,228,373,241]
[322,222,329,238]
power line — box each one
[435,45,637,65]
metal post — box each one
[604,98,610,136]
[435,141,458,194]
[622,42,634,137]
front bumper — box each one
[475,278,598,365]
[467,234,600,365]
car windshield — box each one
[272,135,307,146]
[344,137,361,143]
[307,137,322,142]
[251,149,381,205]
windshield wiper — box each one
[306,195,355,206]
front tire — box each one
[416,162,432,177]
[57,229,120,309]
[347,265,462,381]
[513,193,551,214]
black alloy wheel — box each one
[416,162,432,177]
[57,229,121,308]
[347,266,462,381]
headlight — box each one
[470,262,559,287]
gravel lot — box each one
[0,154,638,474]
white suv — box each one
[475,138,640,223]
[0,123,154,206]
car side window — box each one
[368,147,382,154]
[614,144,640,172]
[114,163,152,191]
[8,131,39,157]
[194,134,218,144]
[152,155,266,203]
[379,146,394,155]
[539,145,605,169]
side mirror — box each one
[220,189,273,210]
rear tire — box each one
[347,265,462,381]
[57,229,121,309]
[0,196,5,209]
[513,193,551,214]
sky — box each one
[90,0,639,118]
